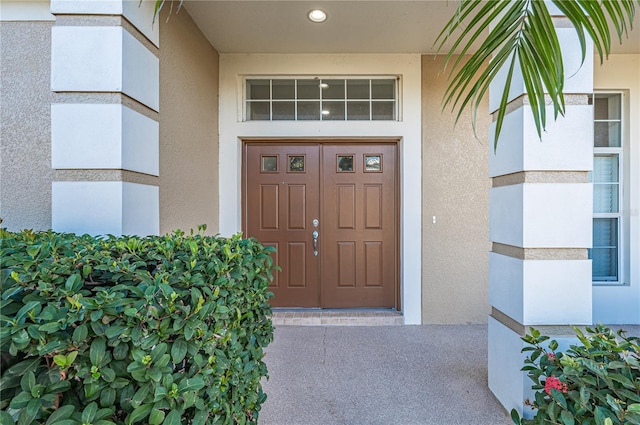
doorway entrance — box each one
[243,141,399,309]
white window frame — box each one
[243,76,399,122]
[592,91,629,286]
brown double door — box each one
[244,141,398,309]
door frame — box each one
[242,138,401,311]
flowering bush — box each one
[511,325,640,425]
[544,375,568,396]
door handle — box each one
[312,230,318,256]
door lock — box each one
[312,230,319,256]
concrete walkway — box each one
[259,325,513,425]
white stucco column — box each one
[487,15,594,416]
[50,0,160,236]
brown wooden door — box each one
[244,143,321,307]
[244,141,397,309]
[320,144,397,308]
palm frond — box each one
[555,0,639,64]
[435,0,640,151]
[150,0,183,23]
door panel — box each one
[321,144,397,308]
[244,141,397,309]
[245,143,320,307]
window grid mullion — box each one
[294,80,298,121]
[343,79,347,121]
[269,80,273,121]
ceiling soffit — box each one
[183,1,640,55]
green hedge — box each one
[0,227,275,425]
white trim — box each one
[51,0,122,15]
[52,104,123,170]
[50,0,159,46]
[52,26,124,92]
[489,253,592,325]
[53,181,124,235]
[122,27,159,111]
[489,105,593,177]
[122,0,159,47]
[219,54,422,324]
[490,183,593,249]
[52,181,159,236]
[591,91,627,286]
[122,182,159,235]
[0,1,54,21]
[51,26,159,111]
[51,104,159,175]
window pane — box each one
[297,101,320,120]
[594,155,619,183]
[272,80,295,99]
[289,156,305,172]
[593,155,619,213]
[371,79,395,99]
[592,218,619,281]
[262,156,278,172]
[347,101,370,120]
[322,101,345,120]
[272,102,295,120]
[365,155,381,172]
[372,101,395,120]
[594,184,619,213]
[247,80,270,100]
[337,155,354,172]
[594,94,621,120]
[347,79,369,99]
[248,102,270,120]
[591,248,618,281]
[593,94,621,147]
[322,80,345,99]
[594,122,621,147]
[593,218,618,247]
[297,80,320,99]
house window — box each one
[245,78,397,121]
[590,93,626,284]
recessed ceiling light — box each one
[308,9,327,23]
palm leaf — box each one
[150,0,183,23]
[435,0,640,150]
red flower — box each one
[544,375,568,395]
[547,352,556,361]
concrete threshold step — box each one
[271,309,404,326]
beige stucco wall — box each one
[0,21,54,231]
[158,8,219,235]
[421,55,491,324]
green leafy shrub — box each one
[0,227,275,424]
[511,325,640,425]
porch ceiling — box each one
[183,1,640,55]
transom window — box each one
[590,93,626,284]
[245,78,397,121]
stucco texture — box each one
[421,55,491,324]
[0,21,54,231]
[158,7,219,235]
